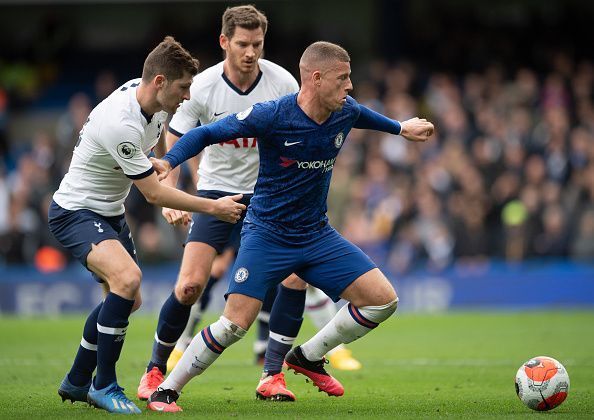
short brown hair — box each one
[142,36,200,83]
[300,41,350,68]
[221,5,268,39]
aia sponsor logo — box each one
[218,137,257,148]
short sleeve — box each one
[101,122,153,179]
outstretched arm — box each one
[133,172,245,223]
[159,129,194,226]
[154,104,270,180]
[152,119,236,181]
[354,104,434,142]
[161,124,219,171]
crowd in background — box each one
[1,52,594,273]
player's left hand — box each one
[400,117,435,142]
[150,157,172,181]
[212,194,246,224]
[162,207,192,226]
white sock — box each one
[305,288,345,357]
[160,316,246,392]
[301,300,398,361]
[305,287,337,330]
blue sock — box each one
[147,292,192,374]
[67,302,102,386]
[263,285,305,375]
[94,292,134,389]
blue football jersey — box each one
[165,93,401,243]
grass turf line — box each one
[0,311,593,418]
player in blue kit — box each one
[146,41,434,412]
[136,6,348,403]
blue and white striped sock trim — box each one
[96,324,128,336]
[200,326,225,354]
[347,304,379,329]
[269,331,296,345]
[80,337,98,351]
[154,332,177,347]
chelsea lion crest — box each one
[334,132,344,148]
[236,106,253,121]
[234,267,249,283]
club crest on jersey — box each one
[236,106,253,121]
[117,142,136,159]
[334,132,344,148]
[94,221,104,233]
[234,267,249,283]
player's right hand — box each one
[150,157,172,181]
[162,207,191,226]
[212,194,246,223]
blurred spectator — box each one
[3,45,594,272]
[570,208,594,261]
[135,222,177,265]
[501,200,529,261]
[94,70,117,105]
[0,88,8,159]
[55,92,92,171]
[532,204,569,257]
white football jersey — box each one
[169,59,299,193]
[53,79,167,216]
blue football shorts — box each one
[186,190,252,254]
[48,200,137,282]
[227,223,377,302]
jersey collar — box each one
[140,107,153,123]
[221,70,263,96]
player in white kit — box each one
[49,37,245,414]
[137,6,303,402]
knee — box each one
[219,315,248,340]
[281,274,307,290]
[210,263,226,279]
[359,298,399,324]
[174,273,208,305]
[384,285,398,304]
[222,295,261,331]
[109,266,142,297]
[131,294,142,313]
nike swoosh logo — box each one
[280,337,293,342]
[284,140,302,146]
[214,111,227,117]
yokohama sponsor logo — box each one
[279,157,335,173]
[297,158,335,171]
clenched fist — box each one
[400,117,435,142]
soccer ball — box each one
[515,356,570,411]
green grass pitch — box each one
[1,311,593,418]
